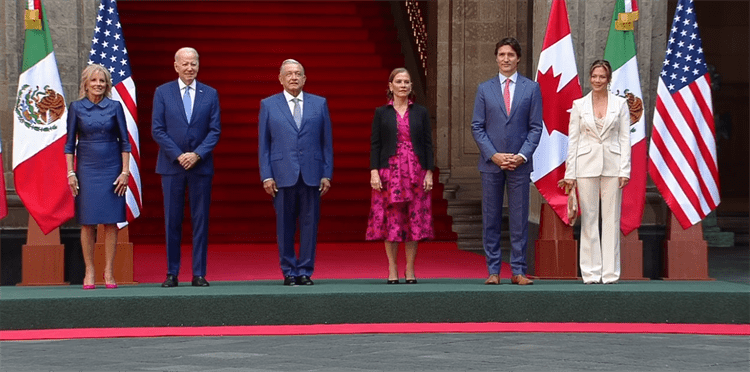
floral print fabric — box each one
[366,106,434,242]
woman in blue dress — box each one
[65,64,131,289]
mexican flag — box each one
[12,0,74,234]
[531,0,582,225]
[603,0,646,236]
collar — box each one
[283,90,304,102]
[178,79,197,91]
[80,96,111,109]
[498,71,518,85]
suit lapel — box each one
[275,93,299,131]
[174,81,190,124]
[509,77,527,121]
[488,78,509,119]
[581,92,601,139]
[600,92,621,137]
[191,82,206,124]
[299,95,311,131]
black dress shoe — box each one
[283,276,297,286]
[386,279,400,284]
[296,275,314,285]
[405,278,418,284]
[192,276,209,287]
[162,274,178,288]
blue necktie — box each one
[183,86,192,122]
[292,97,301,128]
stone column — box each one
[436,0,532,250]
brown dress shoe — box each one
[511,274,534,285]
[484,274,500,285]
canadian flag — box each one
[531,0,582,225]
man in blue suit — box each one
[259,59,333,286]
[471,37,543,285]
[152,47,221,287]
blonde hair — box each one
[78,64,113,99]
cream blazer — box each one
[564,91,631,179]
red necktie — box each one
[503,79,511,114]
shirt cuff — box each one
[263,178,273,183]
[517,153,527,163]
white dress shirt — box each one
[283,90,304,117]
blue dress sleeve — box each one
[64,101,78,154]
[114,101,131,153]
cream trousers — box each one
[577,176,622,284]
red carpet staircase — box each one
[118,1,455,244]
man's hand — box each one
[320,178,331,196]
[263,179,278,197]
[491,153,524,170]
[177,152,200,170]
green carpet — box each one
[1,280,747,330]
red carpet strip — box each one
[2,323,748,341]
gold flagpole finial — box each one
[615,11,639,31]
[25,9,42,30]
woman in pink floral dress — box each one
[366,68,434,284]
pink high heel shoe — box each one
[83,275,95,290]
[104,274,118,289]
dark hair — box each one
[495,37,522,58]
[589,59,612,83]
[386,67,416,101]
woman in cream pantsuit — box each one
[564,60,631,284]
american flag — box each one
[88,0,142,226]
[648,0,719,229]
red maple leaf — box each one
[537,67,582,135]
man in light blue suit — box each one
[471,37,543,286]
[152,47,221,288]
[259,59,333,286]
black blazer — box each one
[370,103,434,171]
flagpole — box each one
[604,0,647,280]
[649,0,716,280]
[531,0,580,280]
[15,1,70,286]
[89,0,140,285]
